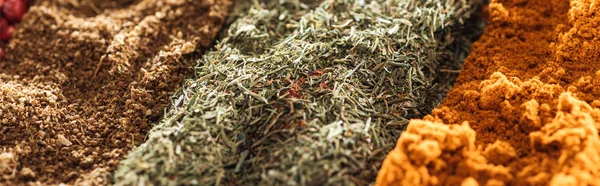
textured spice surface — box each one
[113,0,485,185]
[377,0,600,185]
[0,0,231,184]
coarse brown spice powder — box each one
[0,0,231,185]
[378,0,600,185]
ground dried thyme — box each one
[0,0,232,185]
[114,0,485,185]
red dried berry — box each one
[1,25,15,41]
[0,18,8,41]
[2,0,27,23]
[0,18,7,29]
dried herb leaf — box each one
[114,0,485,185]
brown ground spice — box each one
[377,0,600,185]
[0,0,231,184]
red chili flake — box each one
[288,90,302,98]
[309,70,324,77]
[298,120,306,127]
[285,77,306,98]
[319,81,328,89]
[292,77,305,88]
[167,175,175,181]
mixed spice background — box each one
[1,0,599,185]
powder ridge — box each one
[377,0,600,185]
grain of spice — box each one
[0,0,231,185]
[377,0,600,185]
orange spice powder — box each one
[377,0,600,185]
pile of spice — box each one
[0,0,232,185]
[0,0,31,59]
[377,0,600,185]
[114,0,485,185]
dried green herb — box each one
[113,0,484,185]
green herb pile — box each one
[113,0,484,185]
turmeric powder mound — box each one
[0,0,231,185]
[377,0,600,185]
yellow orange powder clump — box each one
[377,0,600,185]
